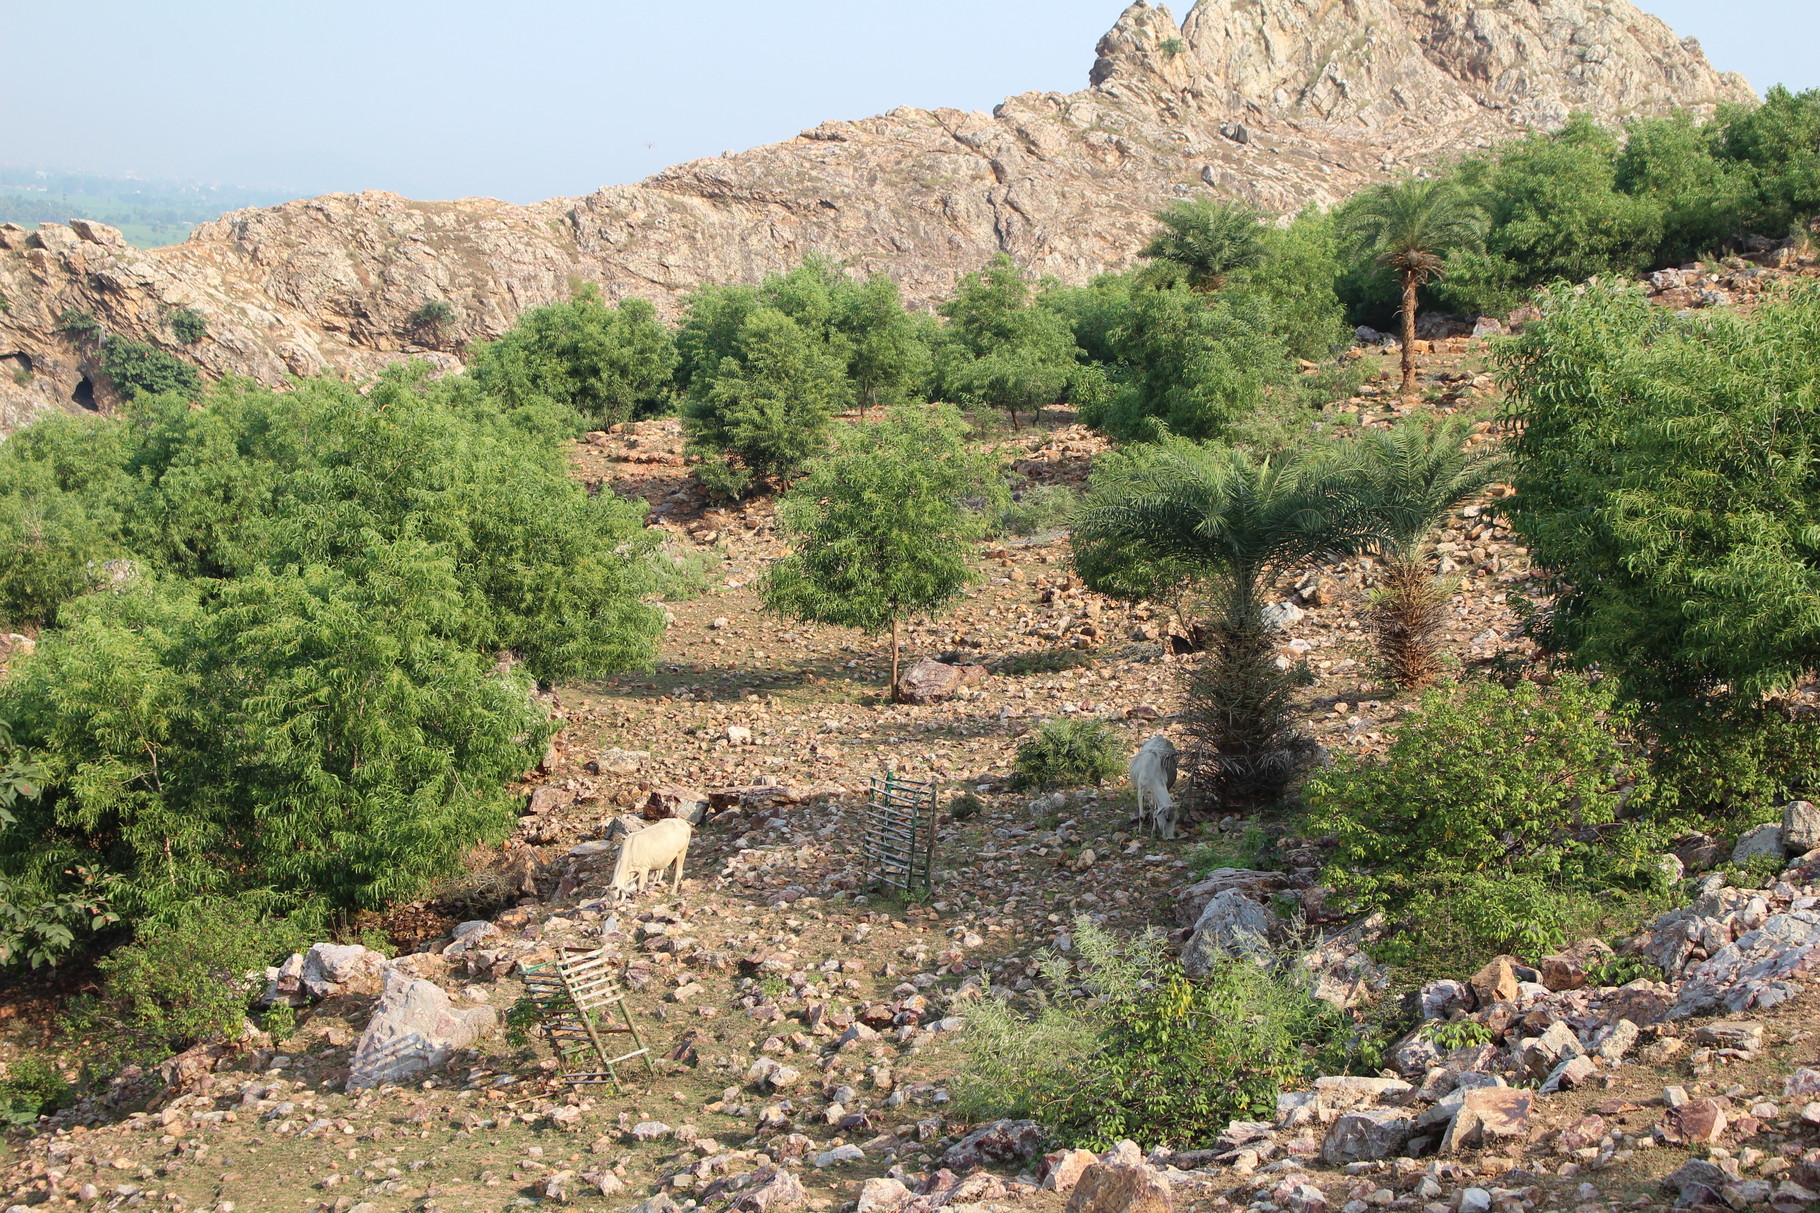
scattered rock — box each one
[940,1118,1043,1171]
[896,659,966,705]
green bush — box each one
[58,310,101,341]
[63,896,305,1069]
[0,366,662,964]
[1307,676,1668,967]
[955,918,1353,1149]
[166,306,208,345]
[100,337,199,400]
[0,1055,73,1125]
[469,286,678,428]
[1014,717,1124,789]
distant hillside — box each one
[0,166,295,249]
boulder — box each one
[940,1118,1043,1170]
[1320,1108,1413,1163]
[642,785,710,824]
[730,1167,809,1213]
[1785,800,1820,854]
[346,970,497,1090]
[1733,823,1785,864]
[1539,938,1615,992]
[896,659,965,705]
[855,1178,912,1213]
[1468,956,1520,1007]
[1660,1098,1728,1145]
[1440,1087,1531,1153]
[1174,868,1286,927]
[1064,1162,1172,1213]
[301,943,388,999]
[1180,889,1275,975]
[1419,979,1473,1019]
[585,748,648,776]
[1041,1149,1101,1193]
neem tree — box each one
[760,405,1003,698]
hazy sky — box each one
[2,0,1813,204]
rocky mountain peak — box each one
[0,0,1757,433]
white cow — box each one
[1129,735,1180,840]
[608,817,692,900]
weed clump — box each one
[1014,718,1124,789]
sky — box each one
[1,0,1814,205]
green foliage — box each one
[683,307,846,497]
[58,310,100,341]
[0,368,660,963]
[470,286,678,427]
[939,254,1094,429]
[259,1002,297,1042]
[1584,954,1663,988]
[99,337,200,400]
[1308,676,1666,966]
[63,895,305,1069]
[1190,823,1269,875]
[1139,197,1266,292]
[1418,1018,1493,1051]
[1073,438,1375,803]
[503,994,541,1048]
[955,918,1352,1149]
[1013,717,1124,789]
[760,405,1002,691]
[0,1056,73,1126]
[165,306,208,345]
[1500,284,1820,707]
[409,299,457,336]
[1075,279,1282,442]
[1230,209,1352,361]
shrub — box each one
[0,1055,72,1125]
[58,310,101,341]
[1014,718,1124,789]
[0,367,661,964]
[1307,676,1668,969]
[954,918,1352,1149]
[63,895,306,1069]
[469,286,678,428]
[99,337,200,400]
[166,306,208,345]
[409,299,456,340]
[939,254,1093,431]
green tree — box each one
[470,286,678,428]
[408,299,457,347]
[939,254,1088,430]
[760,405,1002,697]
[1073,438,1375,805]
[682,308,846,497]
[1341,177,1485,396]
[1349,418,1503,688]
[1139,196,1267,292]
[836,273,932,414]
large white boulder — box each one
[346,969,496,1090]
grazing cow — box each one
[1129,735,1180,840]
[608,817,692,900]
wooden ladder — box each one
[517,946,656,1092]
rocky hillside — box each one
[0,0,1751,434]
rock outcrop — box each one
[0,0,1751,432]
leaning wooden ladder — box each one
[517,946,656,1092]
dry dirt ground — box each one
[3,333,1817,1213]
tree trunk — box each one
[1007,405,1020,431]
[1400,269,1420,398]
[890,617,901,702]
[1370,555,1450,689]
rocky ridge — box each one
[0,0,1752,432]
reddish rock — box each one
[1661,1098,1729,1146]
[1540,938,1615,991]
[896,658,965,705]
[1064,1163,1173,1213]
[642,784,709,822]
[1441,1087,1531,1153]
[1042,1149,1101,1193]
[939,1118,1043,1171]
[731,1167,810,1213]
[1469,956,1521,1006]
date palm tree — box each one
[1343,178,1484,397]
[1350,419,1504,689]
[1073,438,1378,807]
[1139,197,1267,293]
